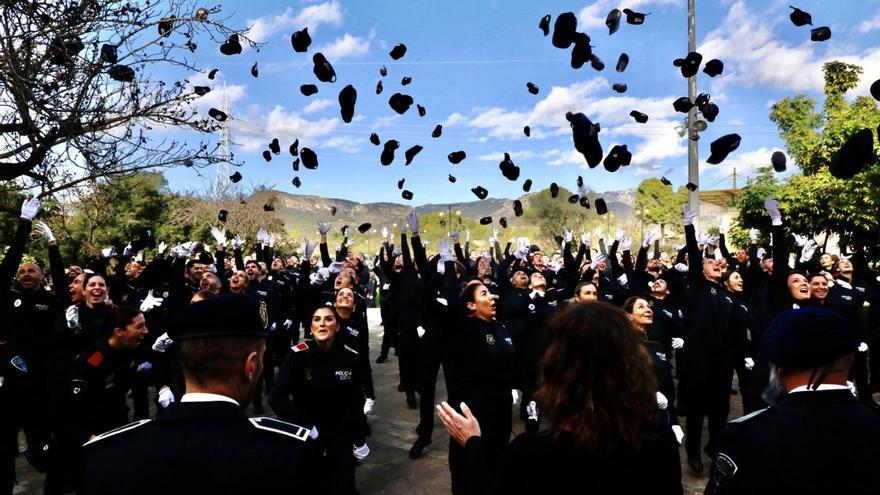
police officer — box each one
[705,307,880,494]
[82,295,317,494]
[270,306,369,495]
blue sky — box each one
[163,0,880,204]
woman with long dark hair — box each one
[438,302,682,494]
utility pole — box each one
[686,0,700,227]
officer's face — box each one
[787,273,810,301]
[200,273,221,294]
[477,257,492,277]
[393,255,403,271]
[702,258,722,282]
[511,270,529,289]
[575,284,598,302]
[17,263,43,292]
[125,262,144,279]
[466,282,496,320]
[529,272,546,291]
[287,256,299,268]
[83,276,108,306]
[311,308,339,345]
[838,259,853,274]
[115,314,149,350]
[809,275,829,301]
[629,298,653,328]
[334,272,354,290]
[69,274,86,303]
[651,279,669,296]
[271,259,284,271]
[724,271,744,293]
[188,263,206,282]
[245,262,259,281]
[736,249,749,263]
[531,253,543,268]
[230,271,247,291]
[335,288,355,310]
[819,254,834,270]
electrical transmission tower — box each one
[214,83,236,201]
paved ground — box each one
[15,307,724,493]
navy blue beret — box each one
[168,295,267,341]
[761,307,858,369]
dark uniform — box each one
[82,400,317,494]
[270,338,368,495]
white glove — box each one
[526,401,538,421]
[764,197,782,226]
[674,263,688,273]
[672,425,685,445]
[157,241,168,254]
[799,239,818,263]
[757,247,767,259]
[581,232,591,247]
[450,230,460,243]
[173,242,194,258]
[256,228,268,244]
[859,342,869,352]
[283,319,293,331]
[152,332,174,352]
[620,235,632,251]
[594,228,604,241]
[438,239,454,263]
[232,235,246,250]
[158,386,175,408]
[793,233,807,247]
[65,305,80,329]
[642,231,655,248]
[136,361,153,373]
[749,228,759,242]
[744,357,755,370]
[303,238,317,258]
[514,247,526,260]
[672,337,684,349]
[268,234,276,247]
[210,227,227,247]
[589,254,605,270]
[697,230,708,247]
[613,227,623,242]
[718,223,728,235]
[33,221,56,243]
[139,291,164,313]
[101,246,117,258]
[683,207,697,226]
[706,235,718,247]
[20,197,40,221]
[317,222,331,236]
[563,228,573,244]
[317,267,331,282]
[656,391,669,410]
[548,261,561,273]
[436,259,446,275]
[353,443,370,461]
[363,398,375,415]
[121,243,134,257]
[847,380,857,397]
[381,226,389,240]
[512,389,522,406]
[416,325,426,338]
[407,210,420,234]
[328,261,345,274]
[345,236,357,248]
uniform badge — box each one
[163,291,170,298]
[710,453,738,488]
[10,355,27,373]
[486,334,496,345]
[13,299,21,308]
[71,379,88,396]
[528,303,535,311]
[259,301,269,329]
[710,287,717,295]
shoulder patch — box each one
[86,350,105,368]
[710,452,738,489]
[70,378,88,397]
[249,417,312,442]
[83,419,151,447]
[730,406,769,423]
[344,344,359,355]
[292,342,309,352]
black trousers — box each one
[317,438,358,495]
[416,333,444,439]
[683,349,734,459]
[448,392,511,494]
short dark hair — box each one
[575,281,597,294]
[109,305,142,330]
[178,337,264,386]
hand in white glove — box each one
[122,243,134,257]
[158,386,175,408]
[210,227,227,247]
[756,247,767,259]
[20,198,40,221]
[450,229,460,243]
[268,234,276,247]
[157,241,168,254]
[799,239,818,263]
[101,246,117,258]
[594,228,604,241]
[363,398,375,415]
[407,210,420,234]
[317,222,331,236]
[859,342,869,352]
[674,262,688,273]
[256,228,268,244]
[548,261,561,273]
[620,235,632,251]
[303,238,317,258]
[744,357,755,370]
[136,361,153,373]
[718,223,728,235]
[511,389,522,406]
[152,332,174,352]
[139,291,164,313]
[642,231,655,248]
[283,319,293,331]
[65,305,79,329]
[438,239,454,263]
[563,228,573,244]
[749,228,759,242]
[381,226,389,240]
[589,254,605,271]
[513,246,526,260]
[33,221,56,244]
[230,235,245,250]
[581,232,591,247]
[656,391,669,410]
[683,207,698,226]
[793,233,807,247]
[672,425,685,445]
[328,261,345,274]
[671,337,685,349]
[706,235,718,247]
[316,267,331,283]
[352,443,370,461]
[416,325,426,338]
[526,401,538,421]
[764,197,782,226]
[847,380,857,397]
[697,230,708,247]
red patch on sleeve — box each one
[86,351,105,368]
[292,342,309,352]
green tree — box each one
[634,178,687,240]
[523,187,610,248]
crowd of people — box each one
[2,195,879,494]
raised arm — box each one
[0,199,40,285]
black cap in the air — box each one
[706,133,742,165]
[479,216,493,225]
[292,177,301,188]
[263,202,274,212]
[527,82,540,95]
[552,12,577,48]
[312,53,336,82]
[606,9,622,35]
[685,182,698,191]
[301,147,319,169]
[676,51,702,78]
[251,62,259,78]
[499,153,521,181]
[829,128,876,179]
[291,27,311,52]
[108,65,135,82]
[771,151,787,172]
[289,139,299,156]
[229,171,242,183]
[871,79,880,101]
[595,198,608,215]
[338,85,357,123]
[389,93,414,114]
[448,151,467,164]
[471,186,489,200]
[389,43,407,60]
[612,83,627,93]
[523,179,533,192]
[402,190,413,200]
[703,59,724,77]
[405,145,423,165]
[701,102,720,122]
[101,44,119,64]
[269,138,280,155]
[381,140,399,166]
[357,223,372,234]
[673,96,694,114]
[571,33,592,69]
[570,112,603,168]
[300,84,318,96]
[194,86,211,97]
[789,6,813,27]
[550,182,560,198]
[539,15,551,36]
[208,108,228,121]
[567,194,579,204]
[397,178,405,190]
[432,125,443,138]
[219,34,242,55]
[499,217,508,228]
[262,150,272,162]
[630,110,649,123]
[370,133,380,146]
[376,80,383,95]
[218,209,228,223]
[513,199,524,217]
[810,26,831,42]
[524,126,531,137]
[590,54,605,71]
[660,177,672,186]
[448,174,457,183]
[208,68,219,80]
[622,8,648,25]
[616,53,629,73]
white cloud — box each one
[234,105,339,151]
[700,146,785,180]
[856,11,880,33]
[247,1,343,44]
[612,119,687,170]
[578,0,680,30]
[474,151,537,161]
[544,148,587,167]
[315,30,374,61]
[444,112,468,126]
[303,99,334,114]
[320,136,362,153]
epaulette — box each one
[292,342,309,352]
[344,344,358,355]
[86,350,105,368]
[249,417,312,442]
[729,407,770,424]
[83,419,151,447]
